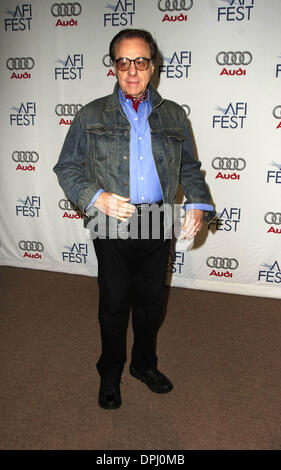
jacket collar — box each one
[105,81,163,112]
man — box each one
[54,29,214,409]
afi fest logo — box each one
[276,55,281,78]
[104,0,135,27]
[10,102,36,126]
[212,156,246,181]
[12,150,39,172]
[55,104,82,125]
[158,0,193,23]
[167,251,185,275]
[19,240,44,260]
[158,51,192,79]
[216,51,252,77]
[58,199,83,220]
[62,243,88,263]
[4,3,32,31]
[15,195,41,217]
[266,162,281,184]
[51,2,82,27]
[217,0,255,22]
[273,105,281,129]
[208,208,241,232]
[264,212,281,235]
[7,57,34,80]
[207,256,239,280]
[258,261,281,284]
[212,102,247,129]
[54,54,84,80]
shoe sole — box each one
[129,368,173,394]
[98,401,121,410]
[98,397,121,409]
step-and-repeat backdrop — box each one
[1,0,280,298]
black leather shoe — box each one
[129,366,173,394]
[98,377,121,409]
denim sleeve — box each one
[180,118,215,222]
[53,113,101,212]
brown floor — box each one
[1,266,281,450]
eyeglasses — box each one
[115,57,152,71]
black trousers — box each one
[93,215,170,379]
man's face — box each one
[114,37,154,98]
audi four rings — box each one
[7,57,35,70]
[102,55,113,68]
[207,257,239,270]
[58,199,76,211]
[158,0,193,11]
[55,104,82,116]
[19,241,44,252]
[273,105,281,119]
[264,212,281,225]
[51,2,82,17]
[12,151,39,163]
[216,51,252,66]
[211,157,246,171]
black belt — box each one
[133,200,163,215]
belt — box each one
[133,200,163,215]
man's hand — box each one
[181,209,204,239]
[94,192,136,222]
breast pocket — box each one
[163,129,187,165]
[86,125,116,161]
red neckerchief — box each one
[124,89,148,112]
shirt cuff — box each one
[183,203,215,211]
[85,188,104,212]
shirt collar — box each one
[124,88,148,104]
[118,86,150,112]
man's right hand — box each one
[94,192,136,222]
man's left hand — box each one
[181,209,204,239]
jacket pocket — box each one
[163,128,186,165]
[86,125,116,161]
[163,129,187,141]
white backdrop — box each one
[1,0,281,299]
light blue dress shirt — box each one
[86,87,213,213]
[118,88,163,204]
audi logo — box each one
[12,151,39,163]
[264,212,281,225]
[207,257,239,270]
[55,104,82,116]
[216,51,252,66]
[19,241,44,252]
[51,2,82,17]
[181,104,191,117]
[158,0,193,11]
[211,157,246,171]
[58,199,76,211]
[273,105,281,119]
[6,57,35,70]
[102,54,113,68]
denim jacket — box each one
[53,82,214,236]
